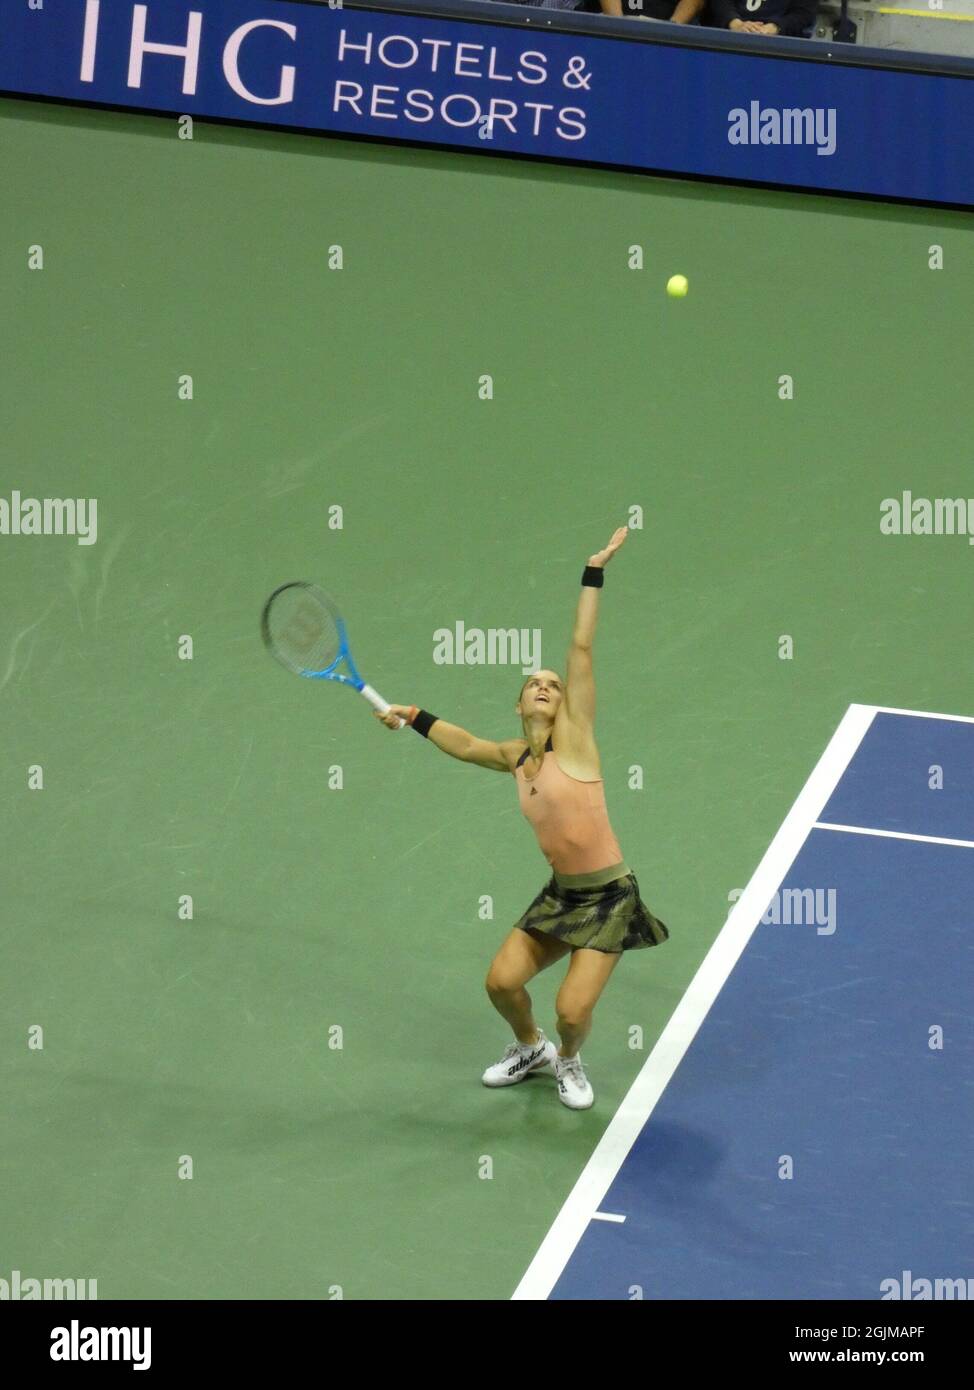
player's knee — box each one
[556,996,590,1031]
[485,967,519,997]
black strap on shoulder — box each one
[517,734,553,768]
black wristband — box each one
[411,709,439,738]
[582,566,604,588]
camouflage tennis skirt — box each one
[514,863,669,954]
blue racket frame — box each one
[262,581,404,726]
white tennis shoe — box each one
[482,1031,557,1087]
[554,1054,594,1109]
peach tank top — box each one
[514,735,625,878]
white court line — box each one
[815,822,974,850]
[511,702,879,1300]
[591,1212,626,1224]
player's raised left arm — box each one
[563,526,629,730]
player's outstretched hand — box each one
[373,704,412,730]
[587,526,629,569]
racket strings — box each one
[265,587,342,674]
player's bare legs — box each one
[554,947,622,1057]
[485,928,572,1044]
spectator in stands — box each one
[580,0,706,20]
[705,0,816,35]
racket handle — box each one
[360,684,405,729]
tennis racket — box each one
[261,582,405,728]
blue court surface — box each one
[513,705,974,1301]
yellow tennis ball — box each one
[667,275,688,298]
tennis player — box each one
[374,526,668,1108]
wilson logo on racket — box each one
[261,582,404,728]
[283,601,327,654]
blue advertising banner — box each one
[1,0,972,207]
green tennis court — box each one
[1,93,971,1299]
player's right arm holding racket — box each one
[373,705,520,774]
